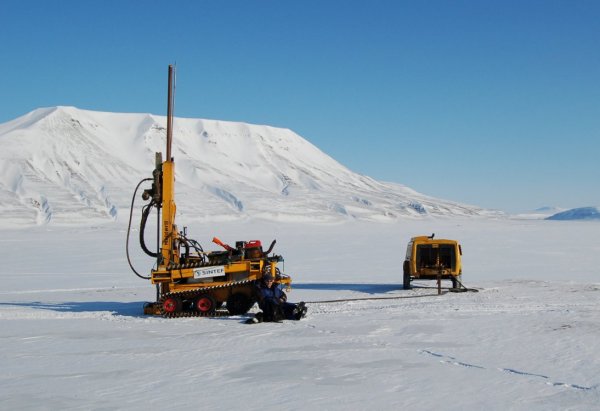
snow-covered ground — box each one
[1,218,599,410]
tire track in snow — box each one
[419,349,597,391]
[420,349,484,369]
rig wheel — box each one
[226,293,254,315]
[162,296,182,316]
[194,294,216,315]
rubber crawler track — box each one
[158,279,254,318]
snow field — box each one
[0,218,599,410]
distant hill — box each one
[511,206,566,220]
[546,207,600,221]
[534,206,564,214]
[0,106,498,227]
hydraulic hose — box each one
[265,239,276,255]
[140,202,159,258]
[126,178,153,280]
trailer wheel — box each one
[452,275,461,290]
[194,294,216,315]
[403,261,412,290]
[226,293,254,315]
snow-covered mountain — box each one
[0,106,496,227]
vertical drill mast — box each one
[160,65,178,268]
[166,65,174,161]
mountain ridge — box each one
[0,106,498,227]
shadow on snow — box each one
[1,282,438,318]
[0,301,147,317]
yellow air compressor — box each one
[403,234,462,290]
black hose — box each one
[140,202,158,258]
[304,292,447,304]
[451,276,479,293]
[179,234,206,263]
[265,239,276,255]
[126,178,153,280]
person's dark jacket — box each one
[254,280,289,321]
[255,281,287,308]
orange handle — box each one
[212,237,234,251]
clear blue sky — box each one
[2,0,599,212]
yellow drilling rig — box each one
[127,65,292,317]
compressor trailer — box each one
[126,65,292,318]
[403,234,463,290]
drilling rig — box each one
[127,65,292,317]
